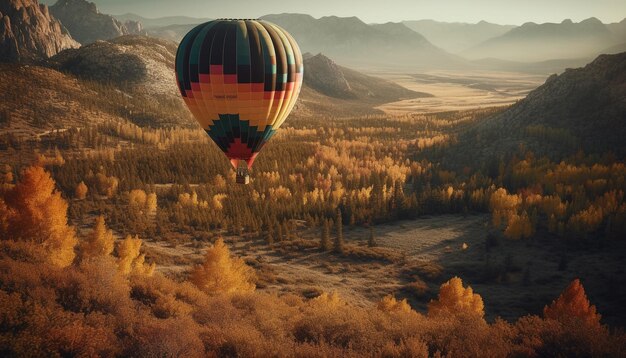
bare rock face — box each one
[0,0,79,63]
[303,53,354,99]
[50,35,178,98]
[50,0,144,45]
[123,20,144,35]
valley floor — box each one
[141,214,626,327]
[369,69,546,114]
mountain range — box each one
[463,18,624,62]
[261,13,462,70]
[402,20,515,53]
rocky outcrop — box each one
[0,0,79,63]
[50,0,144,45]
[49,35,178,98]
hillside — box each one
[303,53,429,102]
[2,34,423,136]
[260,13,463,69]
[453,52,626,164]
[403,19,515,53]
[49,0,144,45]
[0,0,78,63]
[463,18,623,62]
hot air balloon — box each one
[175,19,304,184]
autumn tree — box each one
[75,181,88,200]
[81,216,115,259]
[334,210,344,254]
[544,279,601,327]
[0,165,77,267]
[377,295,412,313]
[117,235,155,276]
[428,276,484,318]
[189,238,255,294]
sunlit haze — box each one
[39,0,626,24]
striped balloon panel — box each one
[175,19,303,164]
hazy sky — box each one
[41,0,626,25]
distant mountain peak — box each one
[581,17,603,25]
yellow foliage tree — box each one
[189,238,255,294]
[81,216,115,259]
[377,295,412,313]
[428,277,484,318]
[310,291,343,309]
[504,212,534,240]
[75,181,88,200]
[117,235,155,276]
[544,279,601,327]
[0,166,77,267]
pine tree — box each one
[334,210,344,254]
[544,279,601,327]
[1,165,77,267]
[75,181,88,200]
[266,224,274,245]
[320,220,330,251]
[117,235,155,276]
[368,226,376,247]
[82,216,115,259]
[189,238,255,294]
[275,222,283,242]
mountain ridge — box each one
[463,17,624,62]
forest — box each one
[0,164,624,356]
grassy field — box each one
[369,69,546,114]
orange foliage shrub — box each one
[189,238,255,294]
[428,276,484,318]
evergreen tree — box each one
[334,210,344,254]
[266,224,274,246]
[320,220,330,251]
[368,226,376,247]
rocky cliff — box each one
[0,0,78,63]
[50,0,144,45]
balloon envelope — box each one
[175,19,304,169]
